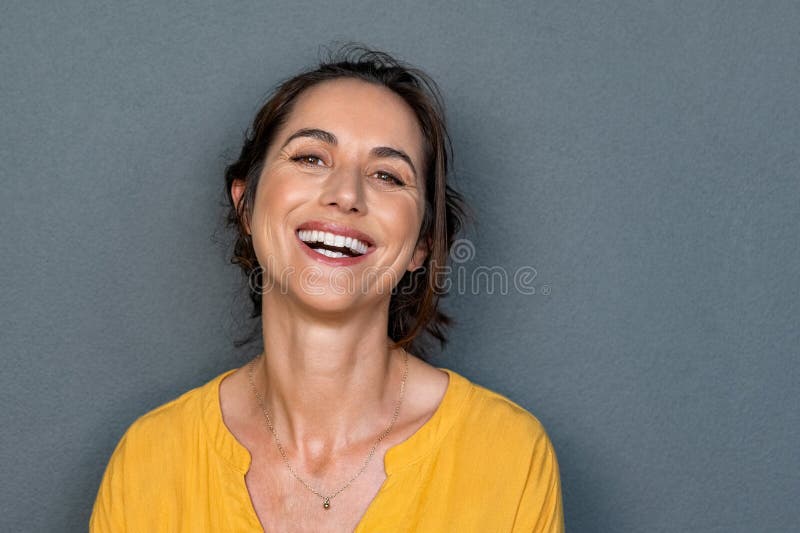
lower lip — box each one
[295,233,373,267]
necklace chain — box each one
[246,350,409,510]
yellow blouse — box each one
[90,366,564,532]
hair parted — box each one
[223,43,471,358]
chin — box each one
[288,282,376,315]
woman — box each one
[90,45,564,532]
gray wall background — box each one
[1,1,798,531]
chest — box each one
[244,451,389,533]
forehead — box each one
[279,78,425,160]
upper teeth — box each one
[297,230,369,255]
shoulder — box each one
[474,380,551,439]
[90,371,232,531]
[456,371,552,440]
[108,369,230,468]
[431,370,564,530]
[125,378,207,442]
[445,369,559,471]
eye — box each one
[374,171,406,187]
[291,154,326,166]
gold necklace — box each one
[246,350,409,510]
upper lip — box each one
[295,220,375,247]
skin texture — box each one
[223,78,450,532]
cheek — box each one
[381,196,425,249]
[253,170,313,221]
[249,175,310,259]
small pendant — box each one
[323,497,331,510]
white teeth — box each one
[297,229,370,256]
[314,248,347,258]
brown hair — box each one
[223,43,471,358]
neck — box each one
[250,293,407,456]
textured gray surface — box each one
[1,1,798,531]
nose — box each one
[318,165,366,214]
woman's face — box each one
[243,78,427,313]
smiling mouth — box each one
[296,229,370,258]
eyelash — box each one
[291,154,406,187]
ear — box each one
[230,179,250,235]
[407,237,429,272]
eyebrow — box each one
[281,127,418,179]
